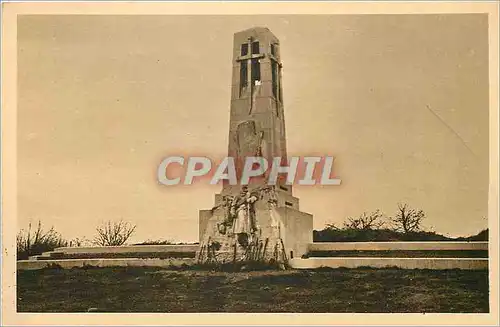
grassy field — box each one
[17,267,489,313]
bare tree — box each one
[391,203,425,233]
[344,210,385,230]
[93,220,136,246]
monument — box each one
[197,27,313,267]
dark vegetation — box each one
[16,221,68,260]
[313,204,488,242]
[313,228,489,242]
[17,266,489,313]
[456,228,489,241]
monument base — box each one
[197,186,313,267]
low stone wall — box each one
[17,258,196,270]
[18,256,489,271]
[53,244,199,254]
[289,257,488,270]
[35,251,196,260]
[308,241,488,251]
[306,250,488,258]
[18,242,490,270]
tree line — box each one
[314,203,487,242]
[338,203,425,233]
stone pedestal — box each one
[197,186,312,267]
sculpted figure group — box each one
[216,185,277,248]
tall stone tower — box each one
[197,27,313,267]
[223,27,301,208]
[224,27,288,192]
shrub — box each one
[469,229,488,241]
[17,221,68,260]
[93,220,136,246]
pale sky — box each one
[17,15,489,243]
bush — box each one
[456,229,489,241]
[93,220,136,246]
[469,229,488,241]
[17,221,68,260]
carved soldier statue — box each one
[230,186,259,247]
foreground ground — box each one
[17,267,489,313]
